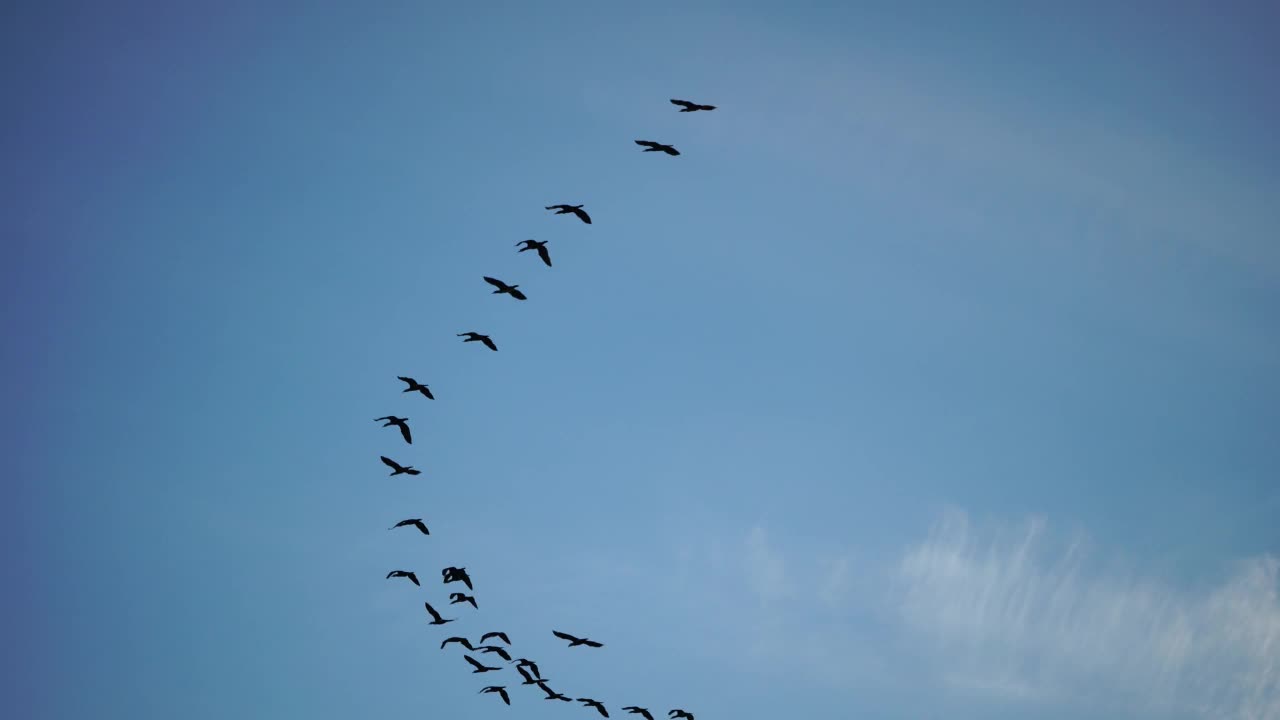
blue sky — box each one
[4,2,1278,719]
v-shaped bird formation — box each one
[372,97,716,716]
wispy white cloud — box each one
[895,510,1280,720]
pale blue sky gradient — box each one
[3,2,1278,719]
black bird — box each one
[374,416,412,444]
[385,570,419,586]
[483,276,528,301]
[517,239,552,267]
[539,682,572,702]
[635,140,680,156]
[443,567,474,590]
[479,645,512,662]
[397,376,434,399]
[424,601,456,626]
[515,666,546,686]
[465,655,503,673]
[553,630,604,648]
[457,332,498,352]
[450,592,479,609]
[669,711,694,720]
[389,518,429,535]
[380,456,420,476]
[579,698,609,717]
[623,708,654,720]
[441,636,475,651]
[479,686,511,705]
[670,98,716,112]
[546,204,592,224]
[481,631,511,646]
[511,658,541,679]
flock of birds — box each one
[373,97,718,717]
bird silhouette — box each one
[481,631,511,646]
[539,682,572,702]
[424,601,456,626]
[546,204,592,224]
[465,655,503,673]
[635,140,680,156]
[578,698,609,717]
[511,658,541,679]
[623,707,654,720]
[668,711,694,720]
[670,98,716,112]
[483,276,528,301]
[385,570,419,586]
[380,456,420,476]
[388,518,429,535]
[516,239,552,267]
[441,636,475,651]
[450,592,479,609]
[479,645,513,662]
[443,566,474,590]
[396,376,434,399]
[479,686,511,705]
[515,665,546,686]
[553,630,604,648]
[374,416,412,444]
[457,332,498,351]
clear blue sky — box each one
[4,2,1278,719]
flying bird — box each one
[481,631,511,646]
[546,204,592,224]
[389,518,429,535]
[668,711,695,720]
[374,416,412,444]
[516,239,552,267]
[634,140,680,156]
[553,630,604,648]
[515,665,546,686]
[670,98,716,112]
[479,686,511,705]
[424,601,456,626]
[396,376,434,399]
[443,566,474,590]
[623,708,654,720]
[483,276,528,301]
[578,698,609,717]
[385,570,419,586]
[478,645,512,662]
[457,332,498,352]
[464,655,503,673]
[441,636,475,651]
[450,592,478,609]
[540,683,572,702]
[380,456,420,476]
[511,658,541,679]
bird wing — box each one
[374,416,392,422]
[407,572,419,586]
[641,711,654,720]
[386,571,400,578]
[397,376,415,386]
[572,207,592,224]
[526,660,540,678]
[553,630,580,643]
[583,639,603,647]
[464,654,485,670]
[405,467,421,475]
[481,337,497,352]
[510,289,527,300]
[499,688,510,705]
[670,99,694,109]
[495,632,510,645]
[413,520,429,534]
[516,665,534,683]
[483,276,505,289]
[493,647,509,660]
[636,140,659,149]
[536,245,551,266]
[597,705,609,717]
[425,602,443,622]
[399,423,412,444]
[663,145,680,155]
[380,456,400,470]
[421,386,434,399]
[461,574,474,590]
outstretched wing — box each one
[380,456,401,470]
[481,336,497,352]
[399,422,412,444]
[483,276,504,289]
[425,601,443,622]
[536,245,551,267]
[404,467,421,476]
[572,207,592,224]
[397,375,416,387]
[420,386,434,399]
[510,288,527,300]
[463,654,485,671]
[670,99,695,109]
[582,639,603,647]
[662,144,680,156]
[412,520,429,535]
[553,630,580,643]
[636,140,660,149]
[498,688,510,705]
[516,665,535,684]
[406,572,419,586]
